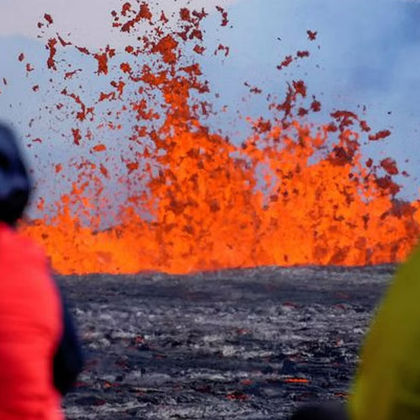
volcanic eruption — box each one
[10,2,420,274]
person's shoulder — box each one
[0,224,47,267]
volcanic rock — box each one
[59,265,393,419]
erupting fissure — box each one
[13,2,420,274]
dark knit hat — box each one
[0,124,31,225]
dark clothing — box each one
[53,287,84,396]
[291,403,348,420]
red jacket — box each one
[0,225,63,419]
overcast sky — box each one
[0,0,419,210]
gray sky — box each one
[0,0,419,214]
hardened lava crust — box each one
[58,265,394,419]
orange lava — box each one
[283,378,310,384]
[18,3,420,275]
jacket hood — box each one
[0,124,31,225]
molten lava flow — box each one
[17,3,420,274]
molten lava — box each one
[15,3,420,274]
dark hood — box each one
[0,124,31,225]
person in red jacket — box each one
[0,124,82,419]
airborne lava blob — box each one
[15,3,420,274]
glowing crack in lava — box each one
[15,3,420,274]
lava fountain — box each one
[11,3,420,274]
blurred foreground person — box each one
[292,247,420,420]
[349,246,420,420]
[0,125,83,419]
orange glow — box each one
[19,3,420,275]
[283,378,310,384]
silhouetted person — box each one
[0,124,83,419]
